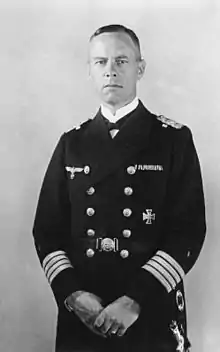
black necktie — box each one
[103,114,129,131]
[104,119,119,131]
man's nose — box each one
[104,61,117,78]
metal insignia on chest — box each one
[65,166,84,179]
[143,209,156,224]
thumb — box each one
[94,311,105,328]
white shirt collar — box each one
[101,97,139,123]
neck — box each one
[102,97,136,115]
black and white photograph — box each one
[0,1,219,351]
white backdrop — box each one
[0,1,220,351]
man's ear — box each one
[137,58,146,80]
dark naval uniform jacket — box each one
[33,101,206,352]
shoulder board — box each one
[74,118,93,131]
[157,115,183,129]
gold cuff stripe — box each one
[44,254,70,276]
[143,263,172,293]
[153,255,182,284]
[147,259,176,289]
[42,250,73,285]
[49,263,73,284]
[46,259,71,280]
[43,250,66,269]
[156,250,185,279]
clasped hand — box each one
[67,291,140,337]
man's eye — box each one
[116,60,127,65]
[95,60,106,65]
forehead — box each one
[89,32,138,58]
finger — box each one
[108,321,120,336]
[94,312,105,328]
[99,315,113,334]
[117,325,127,337]
[84,322,107,338]
[75,312,107,338]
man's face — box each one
[88,32,145,108]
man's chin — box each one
[101,94,121,107]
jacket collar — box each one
[75,101,154,188]
[100,97,139,123]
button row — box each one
[86,248,129,258]
[86,186,133,196]
[86,207,133,217]
[83,165,137,176]
[86,228,131,238]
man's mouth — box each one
[104,84,123,88]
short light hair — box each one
[90,24,142,59]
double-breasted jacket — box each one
[33,101,206,352]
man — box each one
[33,25,206,352]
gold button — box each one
[84,165,90,174]
[87,229,95,237]
[120,250,129,258]
[122,229,131,238]
[87,187,95,195]
[86,207,95,216]
[86,249,95,257]
[124,187,133,196]
[127,166,136,175]
[123,208,132,217]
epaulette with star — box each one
[157,115,183,129]
[74,118,92,131]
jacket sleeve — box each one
[127,126,206,307]
[33,133,81,307]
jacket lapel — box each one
[79,101,154,187]
[78,108,113,168]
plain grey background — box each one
[0,0,219,351]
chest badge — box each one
[137,164,163,171]
[143,209,156,224]
[65,166,85,179]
